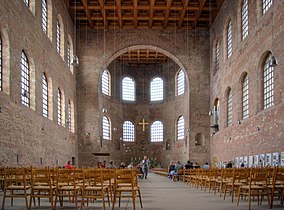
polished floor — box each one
[0,173,283,210]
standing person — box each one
[141,156,150,179]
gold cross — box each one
[139,119,148,132]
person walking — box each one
[141,156,150,179]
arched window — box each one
[215,41,220,70]
[67,100,71,131]
[102,116,111,140]
[227,88,233,126]
[21,51,30,107]
[177,116,184,140]
[151,121,163,142]
[151,77,163,101]
[102,69,111,96]
[57,88,62,125]
[122,77,135,101]
[242,74,249,119]
[263,0,273,15]
[56,20,61,54]
[67,42,70,68]
[213,98,220,131]
[241,0,249,40]
[123,121,135,142]
[42,73,48,118]
[0,36,2,91]
[227,21,232,58]
[23,0,29,7]
[42,0,48,34]
[264,54,274,109]
[176,70,185,96]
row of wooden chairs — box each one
[181,167,284,210]
[1,167,143,210]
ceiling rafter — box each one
[148,0,155,29]
[178,0,189,28]
[163,0,173,29]
[193,0,206,28]
[98,0,108,29]
[115,0,123,28]
[133,0,138,28]
[81,0,94,29]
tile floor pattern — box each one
[1,173,283,210]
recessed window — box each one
[67,42,70,68]
[176,70,184,96]
[0,36,2,91]
[102,69,111,96]
[21,51,30,107]
[227,89,233,126]
[242,74,249,119]
[122,77,135,101]
[263,0,273,15]
[56,20,60,54]
[177,116,184,140]
[57,88,62,125]
[150,77,163,101]
[102,116,111,140]
[42,0,48,34]
[42,73,48,118]
[123,121,135,142]
[67,100,71,131]
[264,54,274,109]
[227,21,232,58]
[151,121,163,142]
[23,0,29,7]
[215,41,220,70]
[241,0,249,40]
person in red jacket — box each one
[65,161,73,169]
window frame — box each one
[123,121,135,142]
[227,21,233,58]
[176,116,184,140]
[102,69,111,96]
[57,88,62,125]
[42,0,48,34]
[150,77,164,102]
[242,74,249,119]
[262,0,273,15]
[263,54,274,109]
[102,115,111,140]
[151,121,164,142]
[227,89,233,127]
[42,73,48,118]
[241,0,249,40]
[56,20,60,54]
[20,51,30,107]
[215,41,220,70]
[122,76,135,101]
[176,70,185,96]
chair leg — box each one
[2,189,6,210]
[29,190,33,210]
[138,190,143,208]
[25,190,29,210]
[102,191,106,210]
[132,192,136,210]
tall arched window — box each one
[123,121,135,142]
[23,0,29,7]
[177,116,184,140]
[264,54,274,109]
[102,69,111,96]
[227,21,232,58]
[102,116,111,140]
[151,121,163,142]
[242,74,249,119]
[56,20,60,54]
[57,88,62,125]
[213,98,220,131]
[151,77,163,101]
[262,0,273,15]
[42,73,48,118]
[42,0,48,34]
[215,41,220,70]
[67,99,71,131]
[21,51,30,107]
[0,36,2,91]
[176,70,185,96]
[227,89,233,126]
[67,42,70,68]
[122,77,135,101]
[241,0,249,40]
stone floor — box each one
[0,173,283,210]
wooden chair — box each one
[1,168,31,210]
[54,168,81,210]
[267,167,284,208]
[112,169,143,210]
[29,168,56,209]
[237,168,269,210]
[81,168,109,210]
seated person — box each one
[65,161,73,169]
[169,161,183,181]
[168,162,175,178]
[107,160,117,169]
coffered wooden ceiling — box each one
[65,0,224,30]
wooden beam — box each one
[115,0,122,29]
[193,0,207,28]
[178,0,189,28]
[98,0,108,29]
[133,0,138,28]
[81,0,94,29]
[163,0,173,29]
[148,0,155,29]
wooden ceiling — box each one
[65,0,224,30]
[116,49,169,66]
